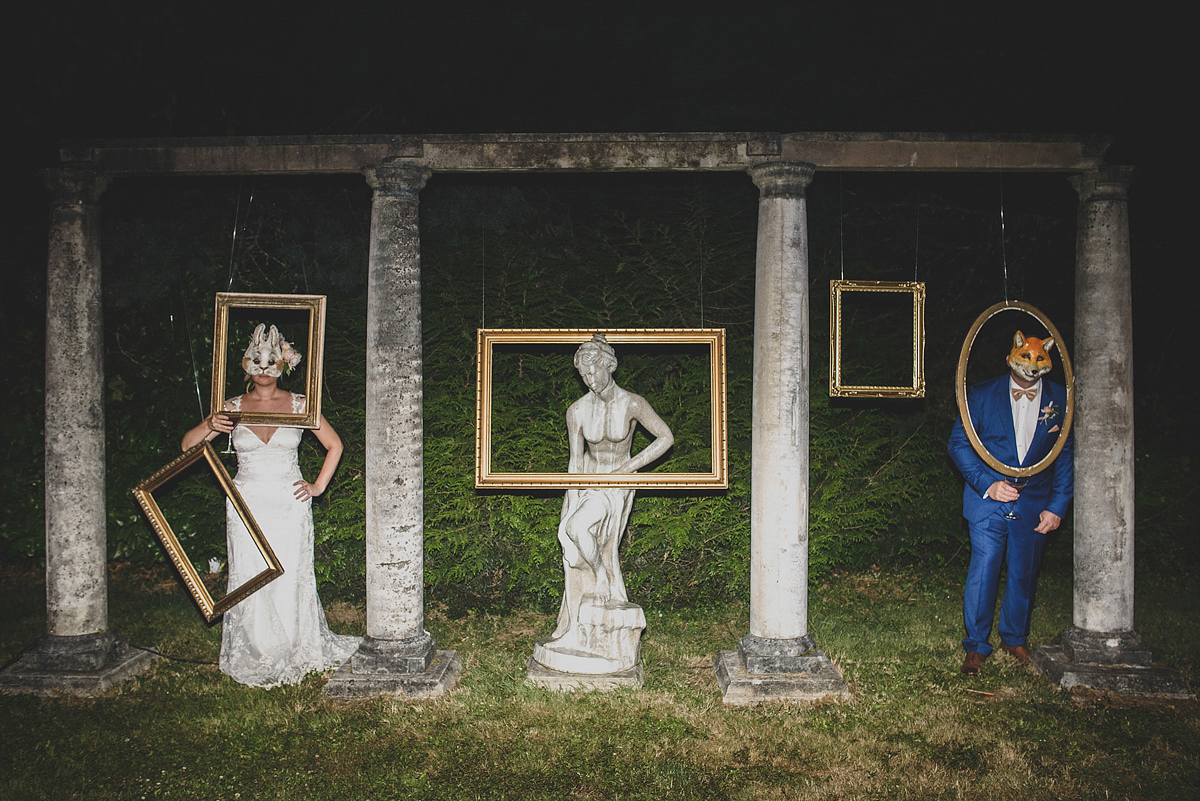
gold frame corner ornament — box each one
[132,441,282,622]
[954,300,1075,478]
[475,327,729,490]
[211,292,327,429]
[829,280,926,399]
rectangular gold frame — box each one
[211,292,327,428]
[476,328,728,489]
[829,280,926,398]
[132,441,283,623]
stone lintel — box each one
[1032,646,1194,699]
[60,132,1106,176]
[0,633,155,696]
[525,657,644,691]
[323,650,462,700]
[714,650,851,706]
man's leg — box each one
[997,520,1048,648]
[963,515,1006,656]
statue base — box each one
[525,656,644,691]
[531,595,646,675]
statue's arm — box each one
[565,403,586,474]
[615,395,674,473]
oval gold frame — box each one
[955,301,1074,478]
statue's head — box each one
[242,323,302,378]
[574,333,617,372]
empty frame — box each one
[829,280,926,398]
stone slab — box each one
[1033,646,1194,699]
[525,657,644,691]
[323,649,461,700]
[714,650,851,706]
[0,645,156,696]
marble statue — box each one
[531,334,673,678]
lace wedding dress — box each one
[221,393,359,687]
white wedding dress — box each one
[221,393,359,687]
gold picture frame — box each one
[211,292,327,429]
[829,280,926,398]
[132,441,283,622]
[955,300,1075,478]
[475,328,728,489]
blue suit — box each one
[948,374,1073,656]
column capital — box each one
[1070,164,1135,204]
[748,161,816,197]
[363,162,432,199]
[41,168,109,207]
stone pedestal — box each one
[1033,166,1190,699]
[528,596,646,689]
[0,632,156,696]
[715,162,848,704]
[325,634,462,700]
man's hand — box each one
[987,480,1020,502]
[1034,510,1062,534]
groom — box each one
[948,331,1074,675]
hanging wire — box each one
[480,220,487,330]
[176,272,205,418]
[999,173,1010,302]
[838,173,845,280]
[225,180,255,291]
[912,178,921,281]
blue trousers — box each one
[962,512,1048,656]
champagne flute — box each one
[222,411,243,454]
[1001,476,1029,520]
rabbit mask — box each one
[241,323,302,378]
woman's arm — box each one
[181,412,235,450]
[293,414,344,501]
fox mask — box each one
[1006,330,1054,383]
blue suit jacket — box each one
[948,374,1073,524]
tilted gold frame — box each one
[132,441,283,622]
[211,292,327,429]
[829,280,926,398]
[476,328,728,489]
[955,300,1075,478]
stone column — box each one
[325,162,459,699]
[1,169,153,695]
[1032,166,1190,697]
[714,162,848,704]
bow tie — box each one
[1011,388,1036,401]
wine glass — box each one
[222,411,243,454]
[1001,476,1029,520]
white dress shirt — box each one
[1009,376,1042,465]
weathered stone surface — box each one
[1032,646,1193,699]
[0,633,155,696]
[324,650,461,700]
[532,599,646,675]
[714,650,850,706]
[525,657,644,692]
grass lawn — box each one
[1,550,1197,800]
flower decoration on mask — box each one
[242,323,303,378]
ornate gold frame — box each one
[955,300,1075,478]
[132,441,283,622]
[475,328,728,489]
[829,280,926,398]
[211,292,327,428]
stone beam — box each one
[60,132,1105,176]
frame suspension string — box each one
[999,174,1010,303]
[838,173,845,280]
[176,269,205,418]
[225,179,255,291]
[913,178,921,281]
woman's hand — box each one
[293,480,324,502]
[208,413,237,435]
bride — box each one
[182,323,359,687]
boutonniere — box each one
[1038,401,1059,425]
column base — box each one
[1032,627,1193,699]
[715,636,850,706]
[324,648,462,700]
[0,632,156,696]
[525,656,644,691]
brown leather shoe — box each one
[961,652,987,675]
[1000,643,1032,664]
